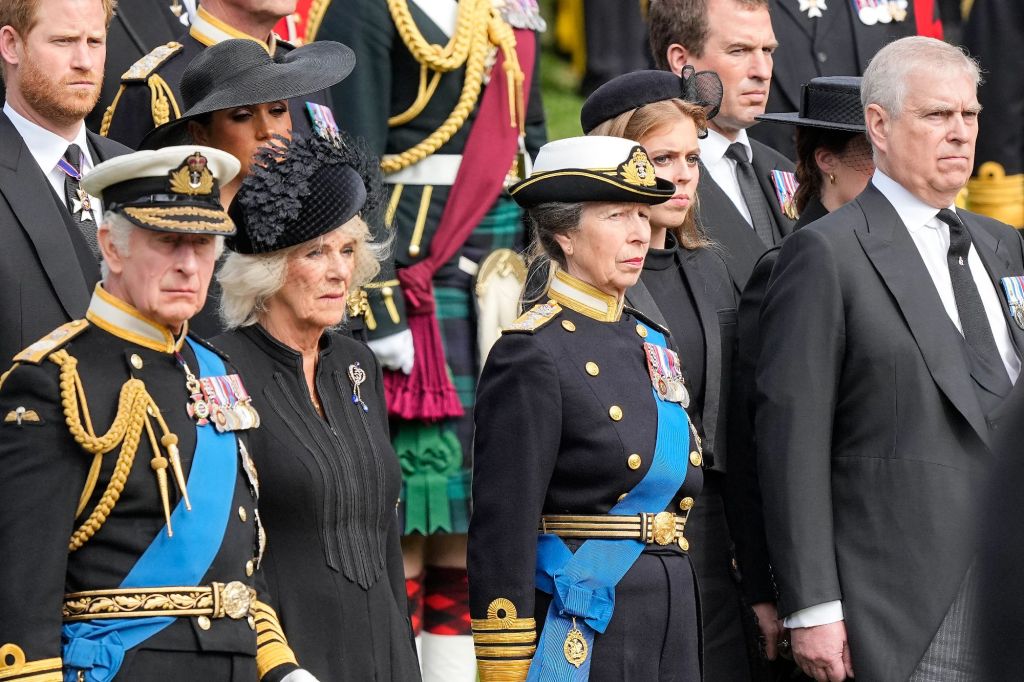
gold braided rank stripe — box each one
[476,658,532,682]
[253,600,298,678]
[381,0,524,174]
[474,645,537,658]
[472,629,536,644]
[470,618,536,632]
[0,649,61,681]
[122,206,233,233]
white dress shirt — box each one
[784,170,1021,630]
[698,127,754,227]
[3,102,102,220]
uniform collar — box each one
[189,5,277,54]
[85,284,188,353]
[548,269,623,322]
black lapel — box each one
[813,0,843,52]
[694,163,767,291]
[773,0,814,40]
[854,184,990,445]
[962,214,1024,354]
[0,114,92,319]
[679,247,724,460]
[751,143,797,237]
[625,277,669,329]
[116,0,182,53]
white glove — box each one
[281,670,320,682]
[367,328,415,375]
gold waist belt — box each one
[62,581,256,621]
[540,511,692,550]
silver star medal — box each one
[72,188,93,222]
[799,0,827,18]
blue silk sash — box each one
[527,324,691,681]
[62,340,239,681]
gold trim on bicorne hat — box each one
[548,269,623,322]
[85,285,187,354]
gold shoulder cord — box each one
[49,350,186,551]
[382,0,525,174]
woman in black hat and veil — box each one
[210,133,421,681]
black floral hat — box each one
[227,133,385,254]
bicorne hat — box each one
[81,146,240,235]
[509,136,675,209]
[756,76,865,132]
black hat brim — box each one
[510,171,676,209]
[755,111,865,132]
[139,41,356,150]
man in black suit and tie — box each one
[0,0,130,366]
[757,36,1023,682]
[649,0,797,292]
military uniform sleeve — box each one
[468,332,560,681]
[0,362,90,681]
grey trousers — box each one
[908,564,981,682]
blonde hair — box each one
[217,215,381,330]
[588,99,710,250]
[0,0,117,34]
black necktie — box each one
[937,208,1010,385]
[62,144,99,258]
[725,142,777,246]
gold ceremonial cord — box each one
[50,350,182,551]
[382,0,525,174]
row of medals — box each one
[186,377,261,432]
[803,0,909,24]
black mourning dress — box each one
[213,324,421,681]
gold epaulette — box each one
[503,302,561,335]
[12,320,89,365]
[967,162,1024,228]
[121,41,183,82]
[0,644,61,681]
[472,598,536,682]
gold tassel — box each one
[162,433,191,511]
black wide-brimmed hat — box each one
[756,76,865,131]
[82,146,239,235]
[139,38,356,150]
[509,136,675,208]
[227,133,384,254]
[580,66,724,136]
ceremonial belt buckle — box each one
[62,582,256,621]
[641,511,679,546]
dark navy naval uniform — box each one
[0,286,300,682]
[100,5,331,150]
[468,270,704,682]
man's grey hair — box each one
[99,210,225,278]
[861,36,982,118]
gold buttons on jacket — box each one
[689,451,703,467]
[197,616,211,630]
[238,506,247,522]
[245,560,254,577]
[679,497,695,511]
[585,362,599,376]
[627,454,642,470]
[129,354,143,370]
[609,406,623,421]
[635,324,647,338]
[562,320,576,332]
[678,537,690,551]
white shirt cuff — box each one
[784,601,844,628]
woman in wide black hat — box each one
[581,68,772,680]
[140,38,355,208]
[467,136,706,682]
[210,133,421,682]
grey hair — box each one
[522,202,585,307]
[861,36,982,118]
[99,210,225,278]
[217,215,383,330]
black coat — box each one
[469,294,704,682]
[0,316,291,680]
[750,0,922,159]
[755,182,1024,681]
[0,112,129,368]
[211,325,420,682]
[694,141,797,293]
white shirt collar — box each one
[699,127,751,165]
[3,101,92,177]
[870,169,955,234]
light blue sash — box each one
[527,324,691,681]
[62,340,239,682]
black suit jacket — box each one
[751,1,920,158]
[756,182,1024,681]
[695,139,796,292]
[0,112,130,367]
